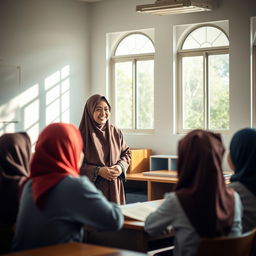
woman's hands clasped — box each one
[98,165,122,181]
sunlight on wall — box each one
[0,102,19,123]
[20,84,39,146]
[0,122,15,134]
[45,65,70,125]
[0,83,39,137]
[0,65,20,123]
[0,65,70,147]
[0,96,20,132]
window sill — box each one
[122,129,155,135]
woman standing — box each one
[79,94,131,204]
[0,132,31,253]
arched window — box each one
[177,25,229,132]
[112,33,155,131]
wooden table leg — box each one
[147,181,152,201]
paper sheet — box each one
[120,200,162,221]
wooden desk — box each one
[4,242,147,256]
[128,149,152,173]
[126,170,177,200]
[85,215,174,253]
[126,170,232,201]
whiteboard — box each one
[0,64,21,122]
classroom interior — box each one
[1,0,256,254]
[1,0,256,159]
[1,0,256,198]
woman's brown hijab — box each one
[79,94,129,204]
[175,130,235,237]
[0,132,31,181]
[79,94,114,166]
[0,132,31,253]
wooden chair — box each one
[151,229,256,256]
[196,228,256,256]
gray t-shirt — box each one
[228,181,256,232]
[144,192,242,256]
[12,175,124,252]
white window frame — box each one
[176,25,230,134]
[111,32,155,134]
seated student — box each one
[227,128,256,233]
[0,132,31,254]
[144,130,242,256]
[12,123,124,252]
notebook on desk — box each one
[142,170,177,178]
[120,200,163,221]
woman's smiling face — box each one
[93,100,110,125]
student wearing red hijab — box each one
[145,130,242,256]
[0,132,31,254]
[12,123,123,252]
[79,94,131,204]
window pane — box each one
[213,33,229,47]
[182,56,204,129]
[182,36,201,49]
[209,54,229,130]
[115,34,154,56]
[115,62,133,129]
[137,60,154,129]
[182,26,229,50]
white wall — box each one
[1,0,256,168]
[0,0,90,144]
[89,0,256,168]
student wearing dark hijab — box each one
[12,123,123,252]
[79,94,131,204]
[145,130,242,256]
[0,132,31,254]
[227,128,256,232]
